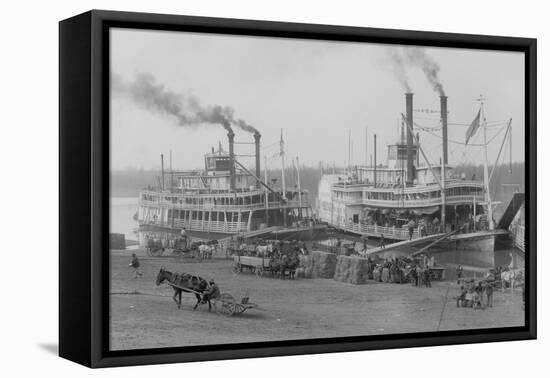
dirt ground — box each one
[110,248,525,351]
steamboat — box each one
[318,93,517,267]
[136,130,316,246]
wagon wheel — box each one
[232,262,242,274]
[220,302,236,316]
[233,303,246,315]
[215,293,236,316]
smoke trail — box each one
[404,47,445,96]
[111,73,259,133]
[234,119,258,134]
[389,47,412,92]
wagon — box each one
[212,293,259,316]
[232,255,271,277]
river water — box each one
[111,197,139,241]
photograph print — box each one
[109,27,527,351]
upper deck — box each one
[139,188,309,211]
[329,179,484,209]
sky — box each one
[110,28,525,171]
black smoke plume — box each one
[111,73,258,134]
[388,47,446,96]
[389,48,411,92]
[404,48,445,96]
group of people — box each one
[455,264,496,310]
[408,264,433,287]
[456,279,495,310]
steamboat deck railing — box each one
[138,199,308,211]
[341,222,421,241]
[341,194,485,208]
[142,219,249,233]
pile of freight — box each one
[296,251,337,279]
[333,255,371,284]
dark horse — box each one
[156,268,211,311]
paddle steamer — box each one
[318,93,514,266]
[136,130,314,244]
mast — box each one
[441,150,446,231]
[160,154,165,191]
[280,129,287,226]
[264,155,269,225]
[169,150,173,191]
[296,156,302,210]
[479,96,494,230]
[347,129,351,175]
[374,134,377,187]
[365,126,368,167]
[280,129,287,200]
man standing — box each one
[408,220,416,240]
[432,217,440,233]
[379,234,385,249]
[129,253,142,278]
[424,268,432,288]
[456,264,464,284]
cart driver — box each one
[202,279,220,303]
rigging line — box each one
[420,128,485,146]
[448,120,509,127]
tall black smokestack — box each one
[440,95,448,165]
[228,130,236,190]
[254,131,261,189]
[405,93,414,186]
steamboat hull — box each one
[364,230,504,269]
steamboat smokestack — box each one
[405,93,414,186]
[254,131,261,188]
[440,95,448,165]
[228,130,236,190]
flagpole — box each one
[479,96,494,230]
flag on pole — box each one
[465,109,481,145]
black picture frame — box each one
[59,9,537,368]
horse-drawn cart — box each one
[233,255,271,277]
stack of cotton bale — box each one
[333,255,370,284]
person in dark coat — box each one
[424,268,432,288]
[457,286,467,307]
[202,280,221,303]
[129,253,142,278]
[456,264,464,284]
[410,266,417,287]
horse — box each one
[286,254,300,279]
[501,269,523,291]
[255,243,273,257]
[155,268,212,311]
[198,244,214,259]
[268,256,289,278]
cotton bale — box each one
[310,251,337,278]
[333,255,370,284]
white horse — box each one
[255,243,273,257]
[198,244,214,259]
[501,269,523,291]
